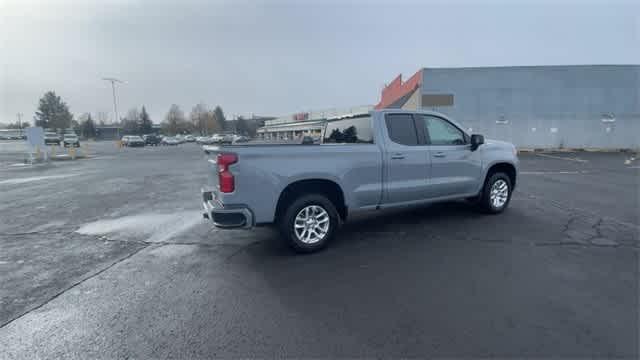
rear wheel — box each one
[279,194,340,253]
[479,172,512,213]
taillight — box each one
[217,153,238,193]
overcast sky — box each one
[1,0,638,124]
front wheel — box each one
[279,194,340,253]
[479,172,512,213]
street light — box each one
[16,113,23,138]
[102,77,124,139]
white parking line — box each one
[0,174,77,185]
[536,153,589,163]
[520,170,590,175]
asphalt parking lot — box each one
[0,141,638,358]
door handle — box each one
[433,152,446,158]
[391,153,405,160]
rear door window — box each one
[385,114,419,146]
[323,116,374,144]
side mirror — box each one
[470,134,484,151]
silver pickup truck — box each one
[202,110,518,252]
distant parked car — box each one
[209,134,223,143]
[122,135,145,147]
[232,135,250,143]
[44,132,61,145]
[63,133,80,147]
[221,134,235,143]
[196,136,212,144]
[201,136,219,145]
[161,136,180,146]
[143,134,161,146]
[184,135,196,142]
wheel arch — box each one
[275,179,347,222]
[484,162,517,189]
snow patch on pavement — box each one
[31,220,68,233]
[0,174,77,185]
[75,211,202,243]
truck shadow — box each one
[245,200,487,257]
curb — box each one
[517,148,639,154]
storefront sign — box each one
[292,112,309,121]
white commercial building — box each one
[257,105,373,140]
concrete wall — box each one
[420,65,640,149]
[400,89,421,110]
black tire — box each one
[279,194,340,253]
[479,172,512,213]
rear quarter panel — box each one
[205,144,383,224]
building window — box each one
[422,94,454,107]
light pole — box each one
[16,112,23,138]
[102,77,123,139]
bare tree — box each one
[77,113,90,123]
[122,107,140,134]
[96,111,108,126]
[190,103,208,135]
[162,104,189,135]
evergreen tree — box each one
[34,91,74,130]
[139,106,153,134]
[235,116,250,136]
[213,106,226,132]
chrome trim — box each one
[202,189,253,229]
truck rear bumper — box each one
[202,189,254,229]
